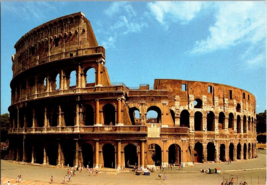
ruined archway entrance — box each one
[220,144,226,162]
[237,116,241,133]
[168,144,181,165]
[194,142,203,163]
[103,104,115,125]
[207,112,215,131]
[229,143,234,161]
[48,143,58,165]
[207,142,215,161]
[146,106,161,123]
[63,141,75,167]
[194,112,203,131]
[129,107,140,125]
[82,143,93,168]
[103,143,115,168]
[148,144,162,166]
[243,143,247,160]
[228,113,234,130]
[124,144,138,168]
[237,143,241,160]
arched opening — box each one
[28,77,35,96]
[17,142,23,161]
[129,107,140,125]
[50,107,58,127]
[63,106,75,126]
[168,144,181,165]
[19,108,24,128]
[219,112,225,129]
[48,143,58,165]
[36,107,44,127]
[248,143,251,159]
[124,144,138,168]
[243,115,247,133]
[103,143,115,168]
[63,141,75,167]
[25,142,32,163]
[229,143,234,161]
[82,143,93,168]
[65,70,76,89]
[194,112,202,131]
[50,72,60,91]
[237,116,241,133]
[85,105,94,125]
[170,109,175,125]
[243,143,247,160]
[228,113,234,130]
[146,106,161,123]
[35,143,43,164]
[194,99,202,108]
[85,68,96,87]
[55,73,60,90]
[248,117,251,131]
[194,142,203,163]
[148,144,162,166]
[237,143,241,160]
[236,103,241,112]
[207,142,215,161]
[103,104,115,125]
[180,110,189,128]
[207,111,215,131]
[220,144,226,162]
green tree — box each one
[1,113,10,141]
[256,110,266,134]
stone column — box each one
[31,145,35,163]
[117,98,122,125]
[13,114,16,129]
[60,69,64,91]
[117,140,121,169]
[95,139,99,168]
[58,105,62,127]
[25,80,28,100]
[17,108,20,129]
[203,143,207,163]
[77,63,81,89]
[141,140,145,168]
[233,118,237,133]
[44,107,48,129]
[43,143,47,165]
[189,115,194,131]
[24,114,27,130]
[22,137,26,162]
[215,142,219,162]
[57,141,62,166]
[95,99,100,125]
[224,116,229,132]
[240,144,243,160]
[240,117,243,134]
[215,116,219,133]
[75,139,79,167]
[34,76,38,98]
[203,115,207,132]
[75,103,80,132]
[233,145,237,161]
[96,61,101,87]
[16,146,20,161]
[46,74,50,95]
[225,144,229,162]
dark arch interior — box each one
[48,143,58,165]
[219,112,225,129]
[82,144,93,168]
[124,144,138,168]
[35,143,43,164]
[147,106,161,123]
[63,106,75,126]
[243,144,247,159]
[207,112,215,131]
[103,144,115,168]
[194,99,202,108]
[207,143,215,161]
[149,144,161,166]
[170,110,175,125]
[168,144,181,165]
[237,143,241,160]
[63,142,75,167]
[229,143,234,161]
[237,116,241,133]
[194,142,203,163]
[194,112,202,131]
[180,110,189,128]
[129,107,139,125]
[85,105,94,125]
[103,104,115,125]
[228,113,234,129]
[220,144,226,161]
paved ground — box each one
[1,150,266,185]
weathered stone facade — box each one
[8,12,257,169]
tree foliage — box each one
[1,113,10,141]
[256,110,266,134]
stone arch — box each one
[129,107,140,125]
[236,103,241,112]
[220,144,226,161]
[49,106,58,127]
[146,106,162,123]
[248,143,251,159]
[47,143,58,165]
[243,115,247,133]
[37,74,47,93]
[103,143,115,168]
[65,68,77,89]
[194,142,203,163]
[124,144,138,168]
[84,104,94,125]
[237,143,241,160]
[207,142,215,161]
[49,70,60,91]
[84,67,96,87]
[82,143,93,168]
[194,111,203,131]
[229,143,234,161]
[103,104,115,125]
[170,109,175,125]
[35,107,44,127]
[180,110,189,128]
[243,143,247,160]
[168,144,181,165]
[35,142,44,164]
[207,111,215,131]
[148,143,162,166]
[248,116,251,131]
[62,104,75,126]
[228,113,234,130]
[62,141,75,167]
[219,112,225,129]
[237,115,241,133]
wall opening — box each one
[207,111,215,131]
[82,143,93,168]
[168,144,181,165]
[194,142,203,163]
[124,144,138,168]
[103,144,115,168]
[236,103,241,112]
[229,143,234,161]
[180,110,189,128]
[149,144,161,166]
[194,112,203,131]
[237,143,241,160]
[85,68,96,87]
[219,112,225,129]
[48,143,58,165]
[243,115,247,133]
[182,84,186,91]
[146,106,161,123]
[207,142,215,161]
[103,104,115,125]
[85,105,94,125]
[243,143,247,160]
[228,113,234,130]
[63,141,75,167]
[237,116,241,133]
[220,144,226,162]
[194,99,203,108]
[129,107,140,125]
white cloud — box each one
[101,36,117,49]
[190,2,266,54]
[104,2,128,17]
[147,1,203,28]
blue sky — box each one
[1,1,266,114]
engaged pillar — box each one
[117,139,121,169]
[95,139,99,168]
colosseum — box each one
[8,12,257,169]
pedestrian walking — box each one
[19,175,21,183]
[95,170,98,176]
[164,173,166,180]
[7,181,10,185]
[158,172,161,179]
[63,175,66,184]
[16,175,19,183]
[68,174,71,182]
[50,175,53,184]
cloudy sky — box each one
[1,1,266,114]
